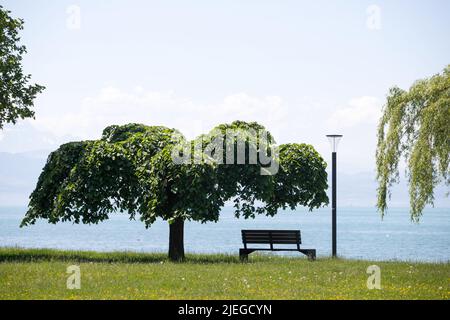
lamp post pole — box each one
[332,151,337,258]
[326,134,342,258]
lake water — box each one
[0,206,448,262]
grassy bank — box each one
[0,247,448,300]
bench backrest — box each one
[241,230,301,248]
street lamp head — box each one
[326,134,343,152]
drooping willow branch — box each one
[376,65,450,221]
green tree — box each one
[376,66,450,221]
[0,6,45,129]
[21,121,329,261]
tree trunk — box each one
[168,217,185,261]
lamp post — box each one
[326,134,342,258]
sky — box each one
[0,0,449,206]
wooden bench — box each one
[240,230,316,261]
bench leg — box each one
[240,249,255,262]
[299,249,316,261]
[239,249,248,261]
[239,249,248,262]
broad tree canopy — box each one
[22,121,329,260]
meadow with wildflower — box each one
[0,248,448,300]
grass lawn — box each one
[0,247,448,300]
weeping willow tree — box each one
[376,65,450,221]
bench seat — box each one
[240,229,316,261]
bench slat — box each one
[241,231,300,234]
[242,229,301,245]
[243,240,299,244]
[243,234,299,238]
[244,234,299,237]
[243,238,299,243]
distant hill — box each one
[0,151,49,205]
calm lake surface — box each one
[0,206,448,262]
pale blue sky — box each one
[1,0,449,174]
